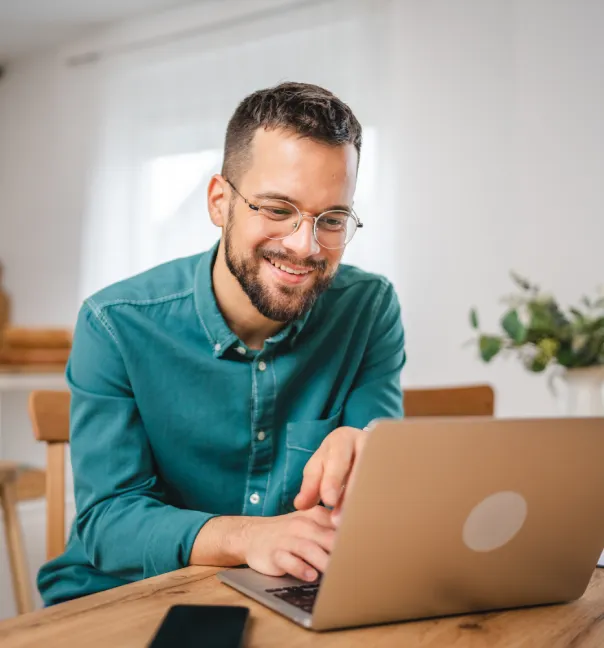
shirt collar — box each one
[194,241,312,357]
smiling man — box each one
[38,82,406,605]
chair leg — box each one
[1,480,34,614]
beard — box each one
[224,206,334,323]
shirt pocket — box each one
[281,408,343,513]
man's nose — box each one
[281,216,321,258]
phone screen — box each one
[148,605,250,648]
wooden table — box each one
[1,566,604,647]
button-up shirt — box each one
[38,243,405,605]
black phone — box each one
[147,604,250,648]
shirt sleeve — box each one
[342,280,406,428]
[68,301,217,581]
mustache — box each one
[259,249,327,273]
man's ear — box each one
[207,174,229,228]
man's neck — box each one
[212,241,285,350]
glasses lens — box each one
[315,211,357,249]
[256,199,299,240]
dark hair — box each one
[222,81,362,183]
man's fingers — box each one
[330,497,344,527]
[274,549,317,582]
[319,439,354,507]
[329,451,363,526]
[295,428,369,510]
[294,456,323,510]
[305,504,337,529]
[328,430,368,523]
[288,538,331,575]
[302,518,337,553]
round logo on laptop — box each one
[463,491,528,552]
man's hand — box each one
[244,506,337,582]
[189,428,367,581]
[293,426,368,524]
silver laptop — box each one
[218,417,604,631]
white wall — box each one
[0,54,83,620]
[0,0,602,619]
[0,55,90,327]
[388,0,604,417]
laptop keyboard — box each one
[265,582,320,613]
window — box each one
[135,149,223,272]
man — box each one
[38,82,406,605]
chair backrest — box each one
[28,390,70,561]
[403,384,495,418]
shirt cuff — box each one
[143,509,219,577]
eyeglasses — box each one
[226,179,363,250]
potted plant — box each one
[469,272,604,416]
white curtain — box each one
[75,0,397,299]
[70,0,604,416]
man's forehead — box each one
[246,129,354,175]
[244,128,358,200]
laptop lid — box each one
[311,417,604,631]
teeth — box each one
[268,259,311,275]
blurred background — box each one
[0,0,602,618]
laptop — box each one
[218,417,604,631]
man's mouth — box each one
[267,258,313,276]
[263,255,316,285]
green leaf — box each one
[580,336,603,365]
[547,300,570,329]
[594,297,604,310]
[501,310,526,344]
[469,308,479,330]
[479,335,502,362]
[510,271,533,292]
[538,338,559,359]
[591,336,604,361]
[528,352,549,372]
[527,303,554,334]
[569,312,589,335]
[556,345,576,368]
[526,301,570,340]
[572,333,589,355]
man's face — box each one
[224,128,358,322]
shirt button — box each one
[258,361,267,372]
[236,346,246,355]
[257,431,266,441]
[214,343,221,352]
[250,493,260,505]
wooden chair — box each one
[0,460,35,614]
[403,384,495,418]
[15,467,47,505]
[28,390,70,561]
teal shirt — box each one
[38,243,405,605]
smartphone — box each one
[147,605,250,648]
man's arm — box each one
[188,516,251,566]
[72,301,336,584]
[341,279,406,427]
[190,506,337,582]
[69,302,218,580]
[294,280,406,513]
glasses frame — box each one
[225,179,363,250]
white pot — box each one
[551,366,604,417]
